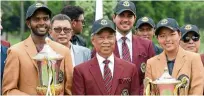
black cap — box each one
[114,1,136,16]
[91,18,115,36]
[180,24,200,38]
[136,16,155,29]
[155,18,180,36]
[26,3,51,20]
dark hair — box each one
[51,14,71,25]
[61,5,84,21]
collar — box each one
[116,30,132,42]
[96,53,114,65]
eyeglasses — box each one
[75,19,85,25]
[53,27,73,34]
[182,35,199,43]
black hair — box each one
[61,5,84,21]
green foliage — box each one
[2,1,34,32]
[3,1,204,53]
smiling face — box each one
[157,27,181,53]
[26,9,50,37]
[113,10,136,35]
[91,28,116,58]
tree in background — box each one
[2,1,204,50]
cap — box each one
[155,18,180,36]
[91,18,115,36]
[114,1,136,16]
[26,3,51,20]
[180,24,200,38]
[136,16,155,29]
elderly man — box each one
[49,14,90,66]
[72,18,140,95]
[180,24,200,53]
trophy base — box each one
[36,84,63,95]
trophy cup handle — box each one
[144,77,152,95]
[174,75,190,95]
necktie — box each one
[121,37,131,62]
[103,60,112,95]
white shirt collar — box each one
[96,53,114,77]
[116,30,132,42]
[96,53,114,65]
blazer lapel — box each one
[72,45,81,66]
[111,56,124,95]
[132,35,138,64]
[156,51,167,79]
[89,57,107,95]
[23,35,39,72]
[114,40,120,58]
[172,47,186,78]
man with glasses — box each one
[180,24,204,94]
[180,24,200,53]
[135,16,163,55]
[49,14,90,66]
[72,18,140,95]
[61,5,86,47]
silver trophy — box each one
[33,40,63,95]
[144,67,189,95]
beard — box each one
[30,25,49,37]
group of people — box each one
[1,0,204,95]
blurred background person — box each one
[0,9,10,94]
[49,14,90,66]
[61,5,86,47]
[135,16,163,55]
[180,24,200,53]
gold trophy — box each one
[144,67,189,95]
[33,39,63,95]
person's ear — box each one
[26,20,31,28]
[112,14,116,23]
[133,15,137,23]
[178,31,182,40]
[91,35,95,46]
[48,28,52,35]
[71,20,76,27]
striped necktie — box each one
[103,59,112,95]
[121,37,131,62]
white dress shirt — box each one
[96,53,114,78]
[116,30,132,62]
[70,43,76,67]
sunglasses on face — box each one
[182,35,199,43]
[53,27,73,34]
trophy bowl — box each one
[33,44,64,95]
[145,67,181,95]
[151,77,180,95]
